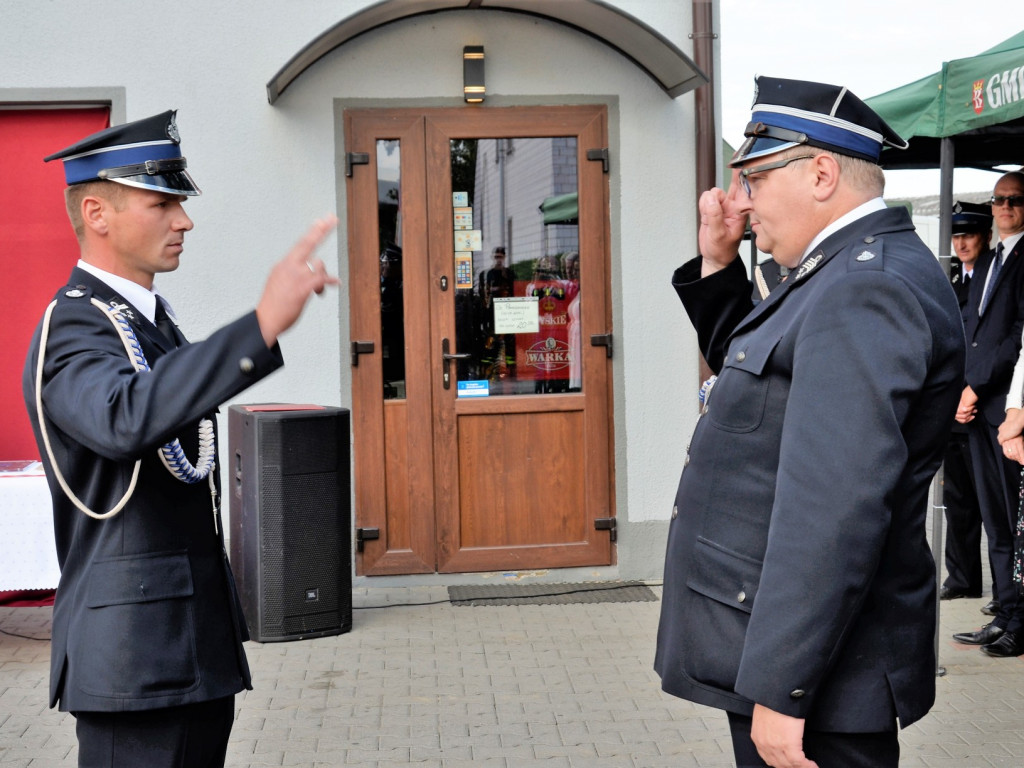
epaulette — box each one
[55,284,95,302]
[847,235,885,271]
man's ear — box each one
[810,153,841,201]
[81,195,109,236]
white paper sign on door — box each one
[493,297,540,334]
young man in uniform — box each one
[22,111,338,767]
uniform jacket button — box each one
[239,357,255,374]
[672,505,678,519]
[737,590,746,603]
[790,689,806,698]
[736,351,746,362]
[683,454,690,467]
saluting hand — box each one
[256,215,340,347]
[697,169,749,277]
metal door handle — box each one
[441,338,469,389]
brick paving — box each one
[2,584,1024,767]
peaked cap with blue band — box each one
[952,201,993,235]
[44,110,200,196]
[729,76,908,167]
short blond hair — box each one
[64,181,127,240]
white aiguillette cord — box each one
[34,298,219,531]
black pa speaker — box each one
[228,404,351,642]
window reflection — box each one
[450,137,581,397]
[377,140,405,400]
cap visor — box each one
[729,136,798,168]
[112,169,201,196]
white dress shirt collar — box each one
[998,230,1024,256]
[76,260,171,324]
[801,198,889,263]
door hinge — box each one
[356,527,380,552]
[594,517,617,542]
[590,333,613,358]
[345,151,370,177]
[351,340,374,366]
[586,147,610,173]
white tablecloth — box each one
[0,466,60,590]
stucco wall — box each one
[1,1,710,581]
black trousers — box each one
[968,417,1023,632]
[727,712,899,768]
[942,430,984,595]
[75,696,235,768]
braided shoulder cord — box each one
[88,299,216,485]
[33,297,215,522]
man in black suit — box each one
[940,202,992,602]
[22,111,338,766]
[654,77,964,767]
[953,171,1024,657]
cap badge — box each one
[166,115,180,144]
[793,253,823,282]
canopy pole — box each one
[938,137,955,260]
[933,135,955,677]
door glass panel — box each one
[377,139,405,400]
[450,137,581,397]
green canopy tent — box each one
[539,192,578,225]
[866,30,1024,253]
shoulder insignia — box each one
[850,242,885,271]
[64,288,85,298]
[792,253,824,282]
[108,299,136,321]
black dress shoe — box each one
[953,623,1005,645]
[982,631,1024,657]
[940,586,982,600]
[981,600,1001,616]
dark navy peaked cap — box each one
[730,76,908,167]
[952,201,993,235]
[44,110,200,196]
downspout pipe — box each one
[691,0,717,389]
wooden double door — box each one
[346,105,614,575]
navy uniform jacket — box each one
[22,266,284,713]
[654,206,964,732]
[962,240,1024,426]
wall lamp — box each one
[463,45,485,103]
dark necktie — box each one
[154,298,178,346]
[980,243,1004,316]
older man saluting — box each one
[655,77,965,768]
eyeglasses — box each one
[739,155,816,198]
[989,195,1024,208]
